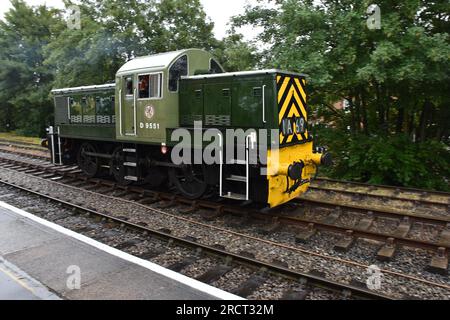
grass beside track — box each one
[0,132,42,146]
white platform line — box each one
[0,201,244,300]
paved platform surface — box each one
[0,201,240,300]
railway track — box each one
[311,177,450,208]
[0,142,49,160]
[0,151,448,264]
[0,139,47,151]
[0,167,390,300]
[0,150,449,299]
[0,151,449,268]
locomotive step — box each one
[124,176,138,181]
[226,175,247,183]
[222,192,247,201]
[123,162,137,167]
[227,159,246,165]
[123,148,137,153]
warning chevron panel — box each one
[277,74,309,145]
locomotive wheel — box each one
[110,147,132,185]
[169,165,208,199]
[77,142,99,178]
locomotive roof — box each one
[181,69,307,80]
[116,49,206,75]
[51,83,115,95]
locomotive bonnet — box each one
[48,49,331,208]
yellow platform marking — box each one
[0,266,35,294]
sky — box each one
[0,0,265,41]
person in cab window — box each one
[139,76,149,98]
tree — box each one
[0,0,221,135]
[234,0,450,190]
[213,31,260,71]
[46,0,220,87]
[0,0,63,135]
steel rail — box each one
[308,184,449,207]
[315,177,450,198]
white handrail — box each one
[218,132,223,197]
[262,85,267,123]
[245,135,250,201]
[67,97,71,122]
[57,126,62,165]
[119,89,123,136]
[133,88,137,136]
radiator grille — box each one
[205,115,231,126]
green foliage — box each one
[0,0,63,136]
[316,127,450,191]
[212,32,259,71]
[46,0,220,87]
[0,0,221,135]
[235,0,449,190]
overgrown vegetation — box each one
[234,0,449,190]
[0,0,448,190]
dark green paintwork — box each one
[59,124,116,141]
[53,86,116,141]
[179,73,277,130]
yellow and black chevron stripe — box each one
[277,74,309,145]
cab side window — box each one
[139,75,149,98]
[169,55,188,92]
[125,76,133,95]
[210,59,224,74]
[139,74,162,99]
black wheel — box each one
[169,165,208,199]
[77,142,99,177]
[110,147,132,185]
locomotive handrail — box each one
[119,89,123,136]
[133,88,137,136]
[245,135,250,201]
[262,84,267,124]
[67,97,71,122]
[218,132,223,197]
[57,126,62,165]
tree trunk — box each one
[360,90,369,135]
[354,90,362,132]
[347,95,356,134]
[418,99,433,142]
[396,105,404,134]
[375,83,386,132]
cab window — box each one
[169,55,188,92]
[139,73,162,99]
[125,76,133,95]
[210,59,224,74]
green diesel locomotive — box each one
[48,49,330,208]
